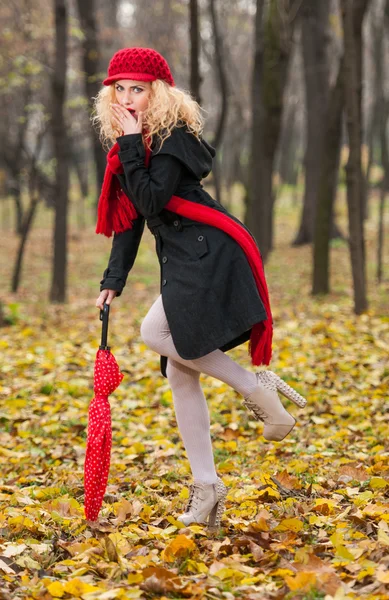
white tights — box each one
[140,295,258,484]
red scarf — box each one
[96,141,273,366]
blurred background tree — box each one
[0,0,388,314]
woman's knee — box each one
[140,312,158,350]
[166,359,200,390]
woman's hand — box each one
[96,289,117,310]
[110,103,143,135]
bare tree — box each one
[190,0,202,104]
[0,85,32,235]
[376,0,389,282]
[76,0,106,198]
[341,0,370,314]
[50,0,70,303]
[208,0,229,206]
[11,122,52,292]
[312,57,344,295]
[246,0,299,260]
[294,0,331,246]
[277,40,303,187]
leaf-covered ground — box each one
[0,191,388,600]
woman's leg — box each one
[140,295,258,398]
[166,358,218,484]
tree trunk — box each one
[376,1,389,282]
[277,38,303,188]
[8,177,24,235]
[341,0,370,314]
[365,0,387,222]
[189,0,202,104]
[245,0,264,247]
[246,0,297,260]
[278,98,299,185]
[76,0,106,200]
[50,0,70,303]
[294,0,330,246]
[208,0,229,206]
[11,196,40,293]
[70,143,89,230]
[312,57,344,295]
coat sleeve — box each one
[100,214,145,297]
[116,133,184,218]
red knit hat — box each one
[103,47,175,87]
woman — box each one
[94,47,306,528]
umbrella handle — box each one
[99,302,110,351]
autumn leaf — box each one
[161,534,198,562]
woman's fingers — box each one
[111,103,130,119]
[105,290,117,305]
[110,104,141,134]
[96,289,111,310]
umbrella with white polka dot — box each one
[84,303,123,522]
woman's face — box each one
[114,79,152,119]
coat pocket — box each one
[184,225,209,259]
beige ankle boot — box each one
[177,477,228,528]
[243,371,306,441]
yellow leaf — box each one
[240,575,265,584]
[223,441,237,452]
[46,582,65,598]
[185,559,208,574]
[313,498,337,515]
[353,490,374,504]
[161,534,197,562]
[21,327,34,337]
[378,529,389,546]
[271,568,295,577]
[285,571,317,591]
[334,545,355,560]
[188,525,208,535]
[179,487,189,500]
[250,517,269,532]
[218,460,236,473]
[369,477,388,489]
[357,567,375,580]
[63,578,100,595]
[274,518,304,533]
[257,486,281,501]
[127,573,143,584]
[309,515,327,526]
[212,567,245,581]
[130,442,146,454]
[287,460,309,474]
[330,531,344,546]
[377,569,389,583]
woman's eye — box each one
[115,86,123,92]
[133,87,143,93]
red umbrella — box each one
[84,303,123,522]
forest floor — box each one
[0,187,388,600]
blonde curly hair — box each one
[91,79,206,152]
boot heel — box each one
[207,494,226,528]
[271,373,307,408]
[177,477,228,528]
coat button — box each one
[198,235,204,242]
[162,256,168,263]
[162,279,167,286]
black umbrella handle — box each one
[99,302,111,351]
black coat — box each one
[100,124,268,377]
